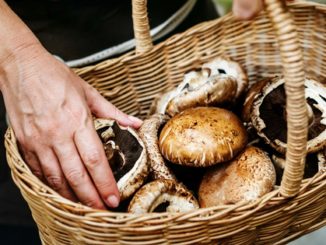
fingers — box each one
[83,82,142,129]
[53,138,106,209]
[233,0,263,20]
[74,121,120,208]
[20,146,44,181]
[20,144,77,202]
[37,147,77,202]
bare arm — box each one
[0,0,142,209]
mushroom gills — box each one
[150,194,195,213]
[152,201,170,212]
[272,150,324,183]
[97,123,143,182]
[258,82,326,148]
[259,85,287,143]
[104,141,125,179]
[128,179,199,214]
[94,118,148,201]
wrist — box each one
[0,40,45,89]
[0,0,45,89]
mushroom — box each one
[317,148,326,171]
[94,118,148,201]
[202,56,248,100]
[165,70,237,116]
[128,179,199,214]
[198,146,276,207]
[271,148,326,181]
[138,113,176,181]
[159,107,248,167]
[251,77,326,154]
[148,90,175,115]
[242,78,273,123]
[150,57,248,117]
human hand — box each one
[0,43,142,209]
[232,0,264,20]
[233,0,294,20]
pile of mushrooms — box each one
[94,58,325,213]
[126,57,278,212]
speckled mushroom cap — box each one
[159,107,248,167]
[202,57,248,99]
[138,113,176,181]
[94,118,148,201]
[198,146,276,207]
[251,77,326,154]
[128,179,199,214]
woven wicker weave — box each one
[5,0,326,244]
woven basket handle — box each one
[132,0,153,53]
[132,0,307,197]
[265,0,307,197]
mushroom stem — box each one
[307,103,314,127]
[139,114,176,181]
[317,149,326,171]
[272,155,286,169]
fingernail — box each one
[128,115,143,125]
[107,195,119,208]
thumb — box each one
[83,82,143,129]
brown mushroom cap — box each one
[128,179,199,214]
[199,146,276,207]
[159,107,248,167]
[94,118,148,201]
[202,57,248,99]
[251,77,326,154]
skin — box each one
[233,0,294,20]
[0,0,267,209]
[233,0,264,20]
[0,1,142,209]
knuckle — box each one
[82,150,102,169]
[65,169,85,187]
[46,175,64,191]
[32,170,43,180]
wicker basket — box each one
[5,0,326,244]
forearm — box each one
[0,0,44,88]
